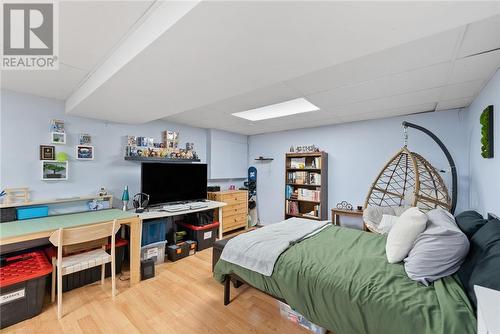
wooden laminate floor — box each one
[2,248,311,334]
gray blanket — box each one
[220,217,330,276]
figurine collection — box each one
[125,131,198,160]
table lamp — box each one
[121,186,129,211]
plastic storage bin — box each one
[140,240,167,264]
[44,238,128,292]
[278,301,327,334]
[186,211,214,226]
[176,221,219,251]
[0,251,52,329]
[166,240,197,262]
[16,206,49,220]
[141,218,167,246]
[0,208,17,223]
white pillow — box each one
[379,214,399,234]
[386,207,428,263]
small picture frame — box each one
[79,133,92,145]
[51,132,66,145]
[41,161,68,181]
[51,119,65,133]
[39,145,55,160]
[76,145,94,160]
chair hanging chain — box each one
[403,125,408,147]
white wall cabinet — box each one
[208,129,248,179]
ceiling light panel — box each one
[231,98,319,121]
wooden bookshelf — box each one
[284,152,328,221]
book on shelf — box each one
[290,157,306,169]
[289,156,322,170]
[285,200,300,215]
[285,185,293,199]
[287,171,321,185]
[297,188,320,202]
[286,202,321,218]
[311,157,321,169]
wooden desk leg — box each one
[129,219,142,285]
[218,207,223,240]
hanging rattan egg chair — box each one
[364,146,451,212]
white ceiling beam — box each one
[65,0,201,114]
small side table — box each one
[331,209,366,231]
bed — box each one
[213,225,476,334]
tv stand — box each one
[133,200,227,239]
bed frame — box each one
[223,273,286,305]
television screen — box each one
[141,163,208,206]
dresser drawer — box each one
[220,192,247,206]
[223,214,247,232]
[222,203,247,218]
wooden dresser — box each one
[207,190,248,235]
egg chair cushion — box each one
[363,206,409,234]
[378,214,399,234]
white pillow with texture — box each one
[386,207,428,263]
[379,214,399,234]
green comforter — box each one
[214,225,476,334]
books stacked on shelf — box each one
[285,152,327,221]
[309,172,321,185]
[290,157,306,169]
[285,200,300,215]
[289,157,322,169]
[287,171,321,185]
[285,185,298,200]
[310,157,321,169]
[297,188,320,202]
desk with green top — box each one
[0,209,142,285]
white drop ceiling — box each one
[1,1,500,135]
[1,1,154,100]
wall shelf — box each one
[124,156,201,163]
[0,195,113,209]
[254,157,274,162]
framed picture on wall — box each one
[41,161,68,181]
[39,145,55,160]
[79,133,92,145]
[51,132,66,145]
[76,145,94,160]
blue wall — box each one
[464,69,500,216]
[5,79,497,221]
[0,90,244,205]
[249,109,469,224]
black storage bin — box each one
[0,251,52,329]
[166,241,196,262]
[0,208,17,223]
[44,238,128,292]
[186,211,214,226]
[176,221,219,251]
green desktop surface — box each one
[0,209,136,239]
